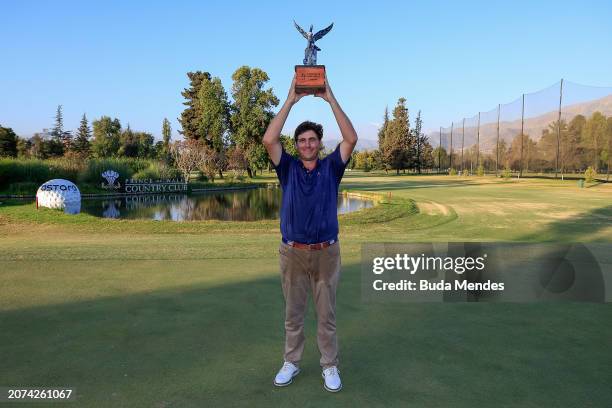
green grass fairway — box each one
[1,173,611,407]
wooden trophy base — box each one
[295,65,326,94]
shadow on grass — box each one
[586,181,607,188]
[342,179,490,192]
[1,258,611,407]
[0,199,32,207]
[519,204,612,242]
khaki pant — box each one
[279,241,341,369]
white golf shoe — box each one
[274,361,300,387]
[322,366,342,392]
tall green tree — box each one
[118,125,138,157]
[30,133,50,159]
[136,131,155,158]
[538,120,568,172]
[413,110,423,173]
[197,76,230,178]
[505,133,529,171]
[420,139,435,170]
[377,106,389,148]
[382,97,412,174]
[582,111,608,171]
[161,118,172,160]
[566,115,587,171]
[371,149,384,171]
[432,146,448,170]
[49,105,70,157]
[197,76,229,149]
[92,116,122,158]
[16,136,31,158]
[162,118,172,145]
[229,66,279,177]
[179,71,211,140]
[0,125,18,157]
[117,125,155,158]
[523,134,537,173]
[354,150,375,171]
[72,113,91,157]
[495,138,509,169]
[377,106,390,172]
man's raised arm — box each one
[263,75,304,166]
[315,78,358,163]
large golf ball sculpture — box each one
[36,179,81,214]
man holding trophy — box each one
[262,21,358,393]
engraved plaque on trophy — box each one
[293,20,333,94]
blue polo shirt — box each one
[274,144,350,244]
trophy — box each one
[293,20,334,94]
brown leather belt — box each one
[283,239,336,250]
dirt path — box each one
[417,200,452,216]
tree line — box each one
[1,68,444,178]
[516,112,612,175]
[433,112,612,177]
[0,65,281,180]
[0,106,172,163]
[351,98,436,173]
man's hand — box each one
[287,74,306,106]
[314,77,336,104]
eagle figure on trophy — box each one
[293,20,334,66]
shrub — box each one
[79,158,136,185]
[584,166,596,183]
[462,169,469,177]
[195,171,208,182]
[132,167,159,181]
[0,158,79,189]
[449,168,457,176]
[476,165,485,176]
[3,182,40,195]
[132,161,182,180]
[502,167,512,179]
[47,157,83,180]
[1,157,182,191]
[226,171,246,183]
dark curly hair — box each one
[294,121,323,143]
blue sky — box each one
[2,0,611,145]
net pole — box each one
[450,122,454,170]
[520,93,525,178]
[556,79,563,179]
[416,111,421,174]
[461,118,465,173]
[477,112,481,169]
[496,104,500,176]
[439,127,442,174]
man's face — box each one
[295,130,321,161]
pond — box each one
[78,187,374,221]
